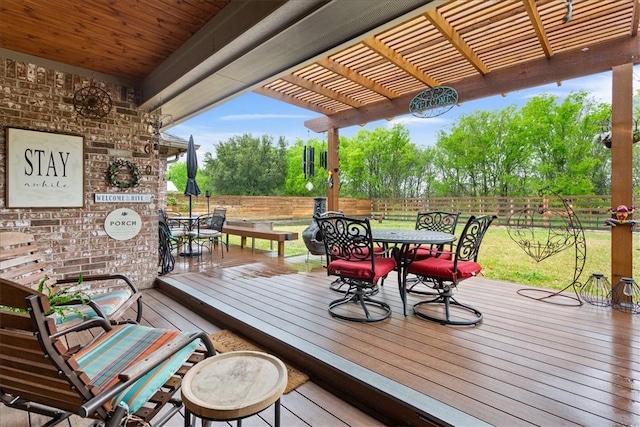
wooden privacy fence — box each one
[166,195,371,222]
[371,195,636,230]
[166,194,633,230]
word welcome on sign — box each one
[6,128,84,208]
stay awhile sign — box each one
[6,128,85,208]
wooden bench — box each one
[222,225,298,257]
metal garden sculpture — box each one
[507,189,586,305]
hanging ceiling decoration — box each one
[73,85,112,119]
[408,86,458,118]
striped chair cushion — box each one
[52,290,133,325]
[73,324,199,413]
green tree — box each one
[434,91,609,197]
[518,92,607,195]
[166,161,208,193]
[340,124,418,198]
[202,133,288,195]
[435,106,527,196]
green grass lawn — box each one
[227,220,640,290]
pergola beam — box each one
[281,74,365,108]
[305,35,640,133]
[424,8,490,75]
[610,63,634,295]
[254,86,335,116]
[522,0,553,59]
[362,36,440,88]
[316,57,398,100]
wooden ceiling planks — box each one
[300,0,639,132]
[2,0,637,130]
[0,0,230,80]
[301,0,639,130]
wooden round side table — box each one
[182,350,288,427]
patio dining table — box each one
[372,229,456,316]
[167,215,201,256]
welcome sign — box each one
[6,127,84,208]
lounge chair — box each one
[0,231,143,325]
[0,277,215,426]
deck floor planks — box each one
[1,285,379,427]
[169,273,563,425]
[175,273,561,424]
[184,272,592,423]
[159,251,640,426]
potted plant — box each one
[0,275,90,322]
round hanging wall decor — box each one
[409,86,458,118]
[108,160,141,189]
[73,85,112,119]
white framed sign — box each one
[104,208,142,240]
[94,193,152,203]
[5,127,84,208]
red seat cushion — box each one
[407,246,453,261]
[407,257,481,281]
[373,246,387,256]
[327,256,397,284]
[329,246,374,258]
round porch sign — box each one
[104,208,142,240]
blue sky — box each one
[169,67,639,165]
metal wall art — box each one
[73,85,112,119]
[409,86,458,118]
[507,188,586,306]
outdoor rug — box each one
[209,330,309,394]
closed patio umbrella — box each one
[183,135,201,256]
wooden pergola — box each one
[1,0,638,296]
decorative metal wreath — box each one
[409,86,458,118]
[108,160,141,189]
[73,85,112,119]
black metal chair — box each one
[407,214,496,326]
[407,211,460,294]
[192,212,228,258]
[411,211,460,260]
[315,214,397,322]
[159,218,177,275]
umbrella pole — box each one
[189,196,194,255]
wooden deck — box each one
[3,245,639,426]
[158,246,640,427]
[1,249,382,426]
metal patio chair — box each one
[407,214,496,326]
[315,214,397,322]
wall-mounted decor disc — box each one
[104,208,142,240]
[409,86,458,118]
[73,85,112,119]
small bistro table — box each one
[372,229,456,316]
[167,215,202,257]
[182,350,288,427]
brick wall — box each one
[0,55,166,289]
